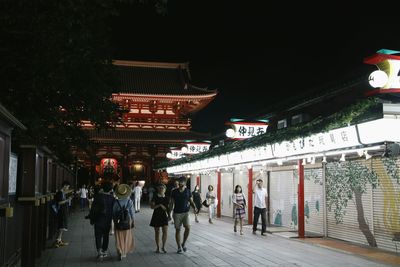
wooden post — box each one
[19,145,37,267]
[298,159,305,238]
[248,167,253,225]
[217,170,221,218]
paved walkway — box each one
[37,204,399,267]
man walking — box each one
[133,182,142,212]
[89,181,115,259]
[169,177,197,253]
[253,179,268,236]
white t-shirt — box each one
[134,186,142,198]
[80,188,88,198]
[254,187,267,208]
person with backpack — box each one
[112,184,135,261]
[89,181,115,259]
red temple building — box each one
[78,60,217,184]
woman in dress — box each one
[149,184,169,253]
[206,185,217,224]
[232,185,246,235]
[112,184,135,260]
[192,185,202,223]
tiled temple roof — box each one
[113,60,216,96]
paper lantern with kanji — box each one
[100,158,118,176]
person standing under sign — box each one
[253,179,268,236]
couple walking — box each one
[150,176,197,254]
[231,179,268,236]
[89,182,135,261]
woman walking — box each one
[113,184,135,261]
[192,185,202,223]
[149,184,169,253]
[206,185,217,224]
[232,185,246,235]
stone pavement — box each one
[37,204,399,267]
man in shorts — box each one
[169,176,197,253]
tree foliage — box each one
[0,0,166,163]
[325,161,378,223]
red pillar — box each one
[248,167,253,225]
[298,159,305,238]
[196,175,200,187]
[217,170,221,218]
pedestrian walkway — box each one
[37,204,399,266]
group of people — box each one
[52,177,269,260]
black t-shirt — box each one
[171,187,191,213]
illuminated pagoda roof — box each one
[113,60,217,97]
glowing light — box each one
[166,153,172,158]
[181,147,188,153]
[226,128,235,138]
[339,153,346,162]
[369,70,388,88]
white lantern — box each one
[181,146,188,153]
[226,128,235,138]
[369,70,388,88]
[166,152,172,158]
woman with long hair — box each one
[192,185,202,223]
[232,185,246,235]
[149,184,169,253]
[206,185,216,224]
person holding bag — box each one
[232,185,246,235]
[205,185,217,224]
[112,184,135,261]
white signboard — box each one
[184,143,210,154]
[8,153,18,194]
[167,149,184,159]
[227,122,268,140]
[272,126,360,158]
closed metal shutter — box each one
[304,168,324,235]
[326,159,374,246]
[372,157,400,253]
[220,172,234,217]
[270,170,298,229]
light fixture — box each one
[226,128,235,138]
[368,70,389,88]
[310,157,316,165]
[247,164,252,169]
[277,159,283,166]
[322,156,327,163]
[181,146,188,153]
[365,151,372,160]
[166,152,172,158]
[357,150,364,157]
[339,153,346,162]
[302,158,307,166]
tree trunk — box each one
[354,190,377,247]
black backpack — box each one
[115,200,131,230]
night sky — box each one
[111,1,400,134]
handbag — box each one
[202,199,209,207]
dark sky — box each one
[111,1,400,134]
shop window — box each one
[291,114,303,125]
[277,119,287,129]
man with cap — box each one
[112,184,135,260]
[169,176,197,253]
